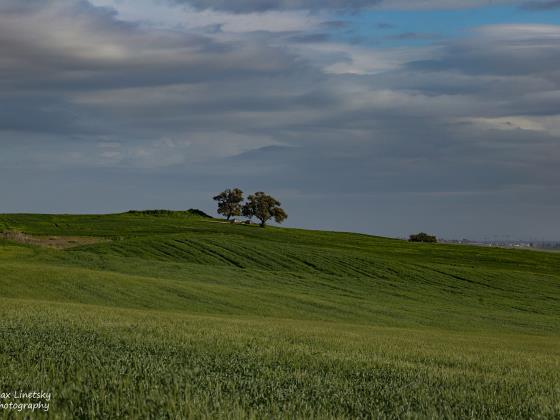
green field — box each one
[0,212,559,418]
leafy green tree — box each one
[241,200,254,223]
[213,188,244,221]
[243,192,287,227]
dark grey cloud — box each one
[376,22,396,29]
[169,0,382,13]
[0,1,306,88]
[321,20,350,29]
[385,32,441,40]
[289,33,331,43]
[520,0,560,9]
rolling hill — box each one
[0,212,559,418]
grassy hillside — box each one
[0,212,559,418]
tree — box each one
[243,192,287,227]
[213,188,244,221]
[409,232,437,243]
[241,199,254,223]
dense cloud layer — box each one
[169,0,520,12]
[1,0,559,239]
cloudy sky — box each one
[1,0,560,240]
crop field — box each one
[0,212,559,418]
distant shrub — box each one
[409,232,437,243]
[187,209,212,218]
[127,210,174,216]
[126,209,212,218]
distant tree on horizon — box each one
[213,188,244,221]
[243,192,287,228]
[409,232,437,243]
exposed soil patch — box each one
[1,231,107,249]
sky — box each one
[1,0,560,240]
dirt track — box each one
[1,231,106,249]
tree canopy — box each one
[243,192,287,227]
[213,188,244,221]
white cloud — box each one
[466,115,560,136]
[316,45,439,75]
[464,117,546,131]
[89,0,324,32]
[474,23,560,40]
[376,0,521,10]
